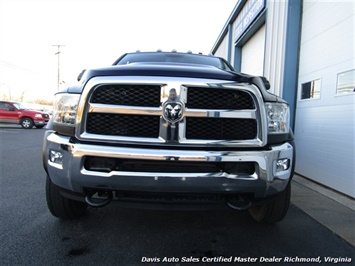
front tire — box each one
[248,181,291,224]
[20,117,34,129]
[46,175,87,219]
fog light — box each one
[50,150,63,165]
[276,158,290,172]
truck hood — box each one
[81,62,252,82]
[65,62,279,102]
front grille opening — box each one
[186,117,257,140]
[83,157,256,176]
[186,87,255,109]
[86,113,160,137]
[91,84,161,107]
[115,191,226,204]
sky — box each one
[0,0,237,102]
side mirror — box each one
[260,76,270,90]
[77,69,86,82]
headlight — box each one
[265,103,290,134]
[52,93,80,135]
[35,114,42,118]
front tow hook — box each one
[226,196,252,211]
[85,191,113,208]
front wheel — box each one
[46,175,87,219]
[20,117,34,129]
[248,181,291,224]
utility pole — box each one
[52,44,65,91]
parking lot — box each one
[0,125,354,265]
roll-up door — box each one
[294,1,354,197]
[240,24,265,76]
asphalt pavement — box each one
[291,174,355,247]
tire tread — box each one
[46,176,87,219]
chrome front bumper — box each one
[34,120,48,126]
[44,131,294,199]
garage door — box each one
[240,24,265,76]
[294,1,354,198]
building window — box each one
[301,79,321,100]
[336,69,355,95]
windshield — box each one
[115,53,234,71]
[13,102,29,110]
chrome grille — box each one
[78,77,265,147]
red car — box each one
[0,101,50,129]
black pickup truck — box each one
[43,51,295,223]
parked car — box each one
[0,101,50,129]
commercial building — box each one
[211,0,354,198]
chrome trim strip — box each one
[80,169,258,181]
[184,109,256,119]
[89,103,162,116]
[88,105,257,119]
[80,132,165,143]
